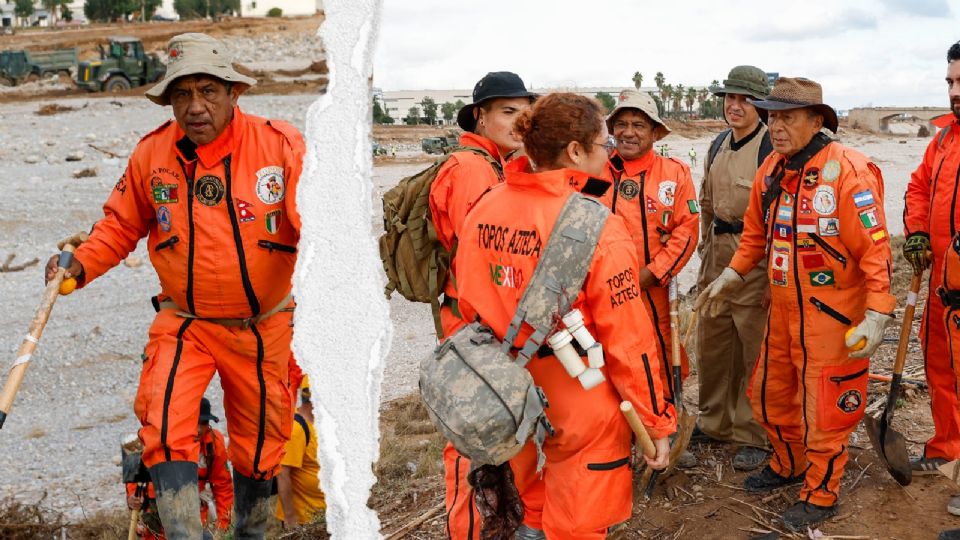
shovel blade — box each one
[864,414,912,486]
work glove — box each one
[468,463,524,540]
[846,310,893,359]
[694,267,744,318]
[903,232,932,275]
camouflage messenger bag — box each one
[419,192,609,469]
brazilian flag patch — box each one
[809,270,835,286]
[687,199,700,214]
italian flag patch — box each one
[687,199,700,214]
[265,210,281,234]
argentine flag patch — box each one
[853,190,875,208]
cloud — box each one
[748,8,877,42]
[879,0,950,17]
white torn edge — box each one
[907,290,918,307]
[12,354,31,368]
[293,1,387,539]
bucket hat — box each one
[710,65,770,100]
[146,33,257,106]
[748,77,838,133]
[607,89,670,140]
[199,397,219,423]
[456,71,536,132]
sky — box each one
[373,0,959,110]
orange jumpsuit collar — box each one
[505,167,595,196]
[618,148,657,177]
[173,106,247,168]
[460,132,504,162]
[933,113,958,129]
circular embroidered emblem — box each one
[837,389,862,413]
[619,179,639,200]
[256,166,285,205]
[195,175,224,207]
[812,185,836,215]
[822,160,841,182]
[658,180,677,206]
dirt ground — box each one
[372,254,959,539]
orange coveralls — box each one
[74,107,304,479]
[429,134,542,539]
[730,142,894,506]
[127,427,234,537]
[904,114,960,461]
[457,167,676,539]
[603,150,699,401]
[940,234,960,412]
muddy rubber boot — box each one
[149,461,203,540]
[233,471,273,539]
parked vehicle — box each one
[0,48,77,86]
[75,36,165,93]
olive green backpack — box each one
[379,147,502,335]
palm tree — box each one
[685,87,696,114]
[655,71,665,91]
[632,71,643,90]
[661,83,672,113]
[697,88,709,112]
[672,84,684,116]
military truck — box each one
[76,37,165,93]
[0,48,77,86]
[421,136,460,155]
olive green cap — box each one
[709,65,769,100]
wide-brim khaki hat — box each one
[607,89,670,140]
[146,33,257,106]
[748,77,838,133]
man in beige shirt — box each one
[696,65,773,470]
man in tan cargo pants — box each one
[695,65,773,470]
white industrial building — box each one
[376,86,662,125]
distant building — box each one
[377,85,705,125]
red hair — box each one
[513,92,605,169]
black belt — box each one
[713,218,744,235]
[939,287,960,309]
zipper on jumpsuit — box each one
[634,171,675,401]
[222,155,270,479]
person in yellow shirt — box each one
[276,376,325,528]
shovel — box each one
[863,272,922,486]
[0,232,87,429]
[642,278,697,498]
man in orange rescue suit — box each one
[603,89,699,420]
[45,33,304,539]
[937,234,960,537]
[429,71,536,540]
[696,65,774,471]
[696,77,894,532]
[903,40,960,477]
[127,398,234,538]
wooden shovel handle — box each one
[892,273,923,377]
[621,401,657,458]
[128,509,140,540]
[0,232,87,428]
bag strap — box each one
[294,413,311,447]
[500,193,610,367]
[706,129,730,173]
[757,129,774,168]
